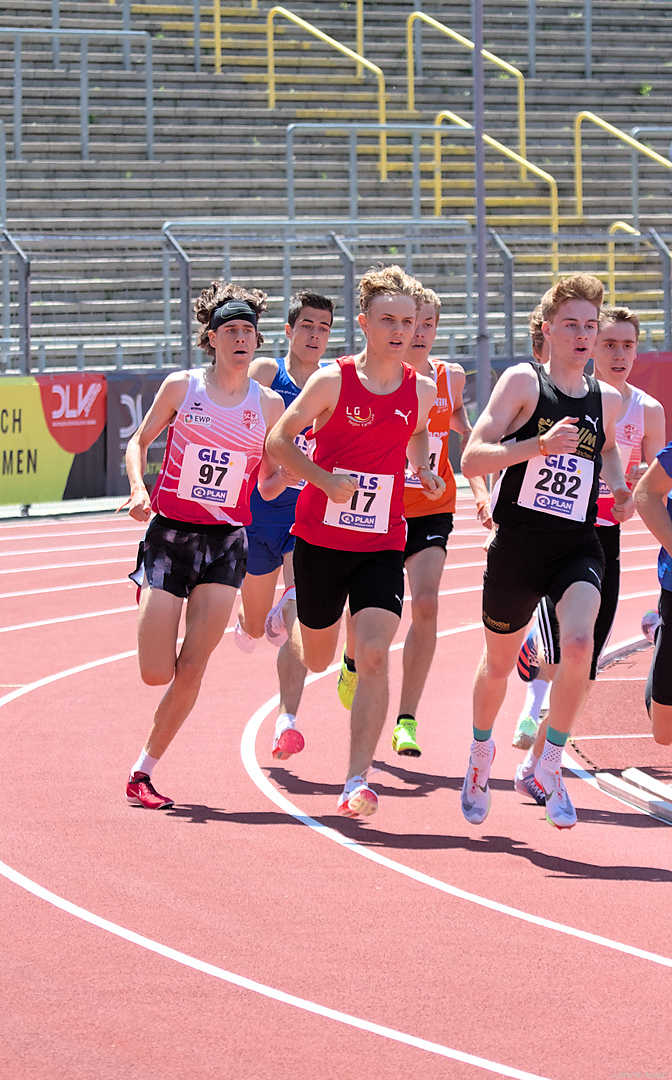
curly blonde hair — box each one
[359,264,423,315]
[194,280,267,362]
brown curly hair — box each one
[359,264,423,315]
[540,273,603,325]
[194,280,268,362]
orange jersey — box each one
[403,360,457,518]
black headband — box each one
[209,300,258,331]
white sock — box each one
[522,678,550,723]
[540,738,563,770]
[470,737,495,762]
[131,749,160,778]
[522,749,539,775]
[275,713,296,739]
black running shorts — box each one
[292,537,405,630]
[404,512,454,562]
[132,514,248,599]
[482,523,605,635]
[648,587,672,706]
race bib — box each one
[517,452,594,523]
[404,435,443,488]
[599,443,634,497]
[177,443,247,508]
[288,431,312,491]
[323,468,394,533]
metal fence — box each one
[0,28,154,161]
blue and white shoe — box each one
[534,760,577,829]
[517,627,540,682]
[460,740,495,825]
[514,763,545,806]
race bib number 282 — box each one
[517,452,594,522]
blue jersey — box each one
[249,357,307,526]
[656,441,672,591]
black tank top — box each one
[494,363,604,531]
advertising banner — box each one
[105,369,168,498]
[629,352,672,440]
[0,373,107,505]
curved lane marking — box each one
[0,649,552,1080]
[240,627,672,973]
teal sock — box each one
[473,726,493,742]
[546,725,569,747]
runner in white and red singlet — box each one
[265,265,445,818]
[124,282,285,810]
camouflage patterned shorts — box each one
[130,514,248,598]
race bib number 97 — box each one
[517,453,593,522]
[323,468,394,533]
[177,443,247,508]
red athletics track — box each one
[0,497,670,1080]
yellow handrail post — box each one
[574,111,672,220]
[607,221,640,304]
[213,0,221,75]
[356,0,363,79]
[266,6,387,180]
[434,110,559,274]
[407,12,527,180]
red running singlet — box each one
[292,355,418,551]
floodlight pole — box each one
[473,0,490,414]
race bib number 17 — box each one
[323,469,394,533]
[517,453,594,522]
[177,443,247,508]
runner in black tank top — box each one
[457,275,634,831]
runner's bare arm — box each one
[257,386,290,501]
[461,364,549,477]
[248,357,280,388]
[266,366,358,504]
[634,459,672,552]
[126,371,190,522]
[407,375,446,501]
[449,365,492,528]
[599,383,634,522]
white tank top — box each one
[150,368,266,527]
[596,385,646,526]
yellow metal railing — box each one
[267,6,387,178]
[607,221,642,304]
[574,111,672,219]
[434,110,558,273]
[408,13,526,179]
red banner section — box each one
[629,352,672,441]
[36,372,107,454]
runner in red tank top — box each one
[123,282,286,810]
[266,265,445,818]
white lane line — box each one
[619,590,658,600]
[240,630,672,973]
[0,541,138,558]
[0,579,128,600]
[0,859,553,1080]
[0,527,142,544]
[0,607,137,634]
[0,651,552,1080]
[574,733,652,741]
[2,559,130,576]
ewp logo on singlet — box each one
[184,413,212,426]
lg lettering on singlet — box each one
[323,468,394,533]
[517,452,594,522]
[404,435,443,488]
[177,443,247,507]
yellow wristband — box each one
[476,499,489,513]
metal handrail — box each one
[434,110,558,273]
[407,12,527,179]
[607,221,641,305]
[0,227,31,375]
[629,126,672,232]
[574,111,672,220]
[266,6,387,179]
[0,28,154,161]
